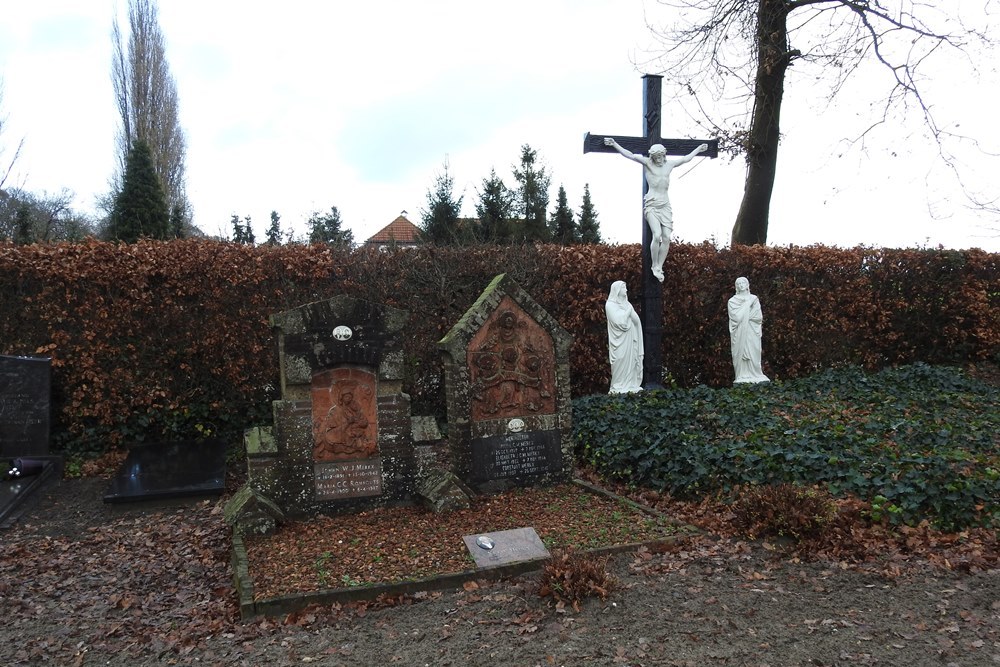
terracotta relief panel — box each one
[467,296,555,422]
[311,367,378,462]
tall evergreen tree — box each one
[512,144,550,243]
[420,160,467,245]
[265,210,282,246]
[549,184,578,245]
[111,0,190,228]
[108,140,169,242]
[230,214,255,245]
[475,169,515,244]
[577,183,602,244]
[308,206,354,246]
[13,203,33,246]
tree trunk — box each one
[732,0,793,246]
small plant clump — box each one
[731,484,836,542]
[537,550,616,611]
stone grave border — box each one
[230,479,700,620]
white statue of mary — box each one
[727,277,770,384]
[606,281,644,393]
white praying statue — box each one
[603,137,708,283]
[606,281,644,393]
[727,277,770,384]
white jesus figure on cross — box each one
[604,137,708,282]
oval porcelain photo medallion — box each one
[507,418,526,433]
[332,325,353,341]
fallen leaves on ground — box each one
[244,483,681,600]
[577,467,1000,578]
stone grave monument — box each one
[1,355,61,526]
[0,355,52,458]
[439,274,574,494]
[229,295,414,528]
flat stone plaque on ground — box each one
[0,356,51,458]
[314,458,383,500]
[462,527,550,569]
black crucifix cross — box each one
[583,74,718,390]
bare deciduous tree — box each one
[645,0,992,245]
[0,188,94,243]
[0,81,24,193]
[111,0,190,227]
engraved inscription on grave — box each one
[471,430,561,482]
[311,367,377,462]
[0,356,51,457]
[314,458,383,500]
[468,297,555,422]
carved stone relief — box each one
[311,367,377,461]
[467,297,555,422]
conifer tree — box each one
[513,144,550,243]
[420,160,467,245]
[230,214,255,245]
[578,183,602,244]
[265,210,282,246]
[549,184,578,245]
[108,140,169,242]
[169,202,186,238]
[308,206,354,246]
[475,169,515,244]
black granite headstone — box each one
[0,356,52,458]
[103,439,227,503]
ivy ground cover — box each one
[573,364,999,530]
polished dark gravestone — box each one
[0,356,57,527]
[0,355,52,458]
[103,439,227,504]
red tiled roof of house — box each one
[366,215,422,245]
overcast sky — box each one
[1,1,998,251]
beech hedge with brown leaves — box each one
[0,239,996,454]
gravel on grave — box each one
[245,482,682,600]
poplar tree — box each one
[111,0,190,227]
